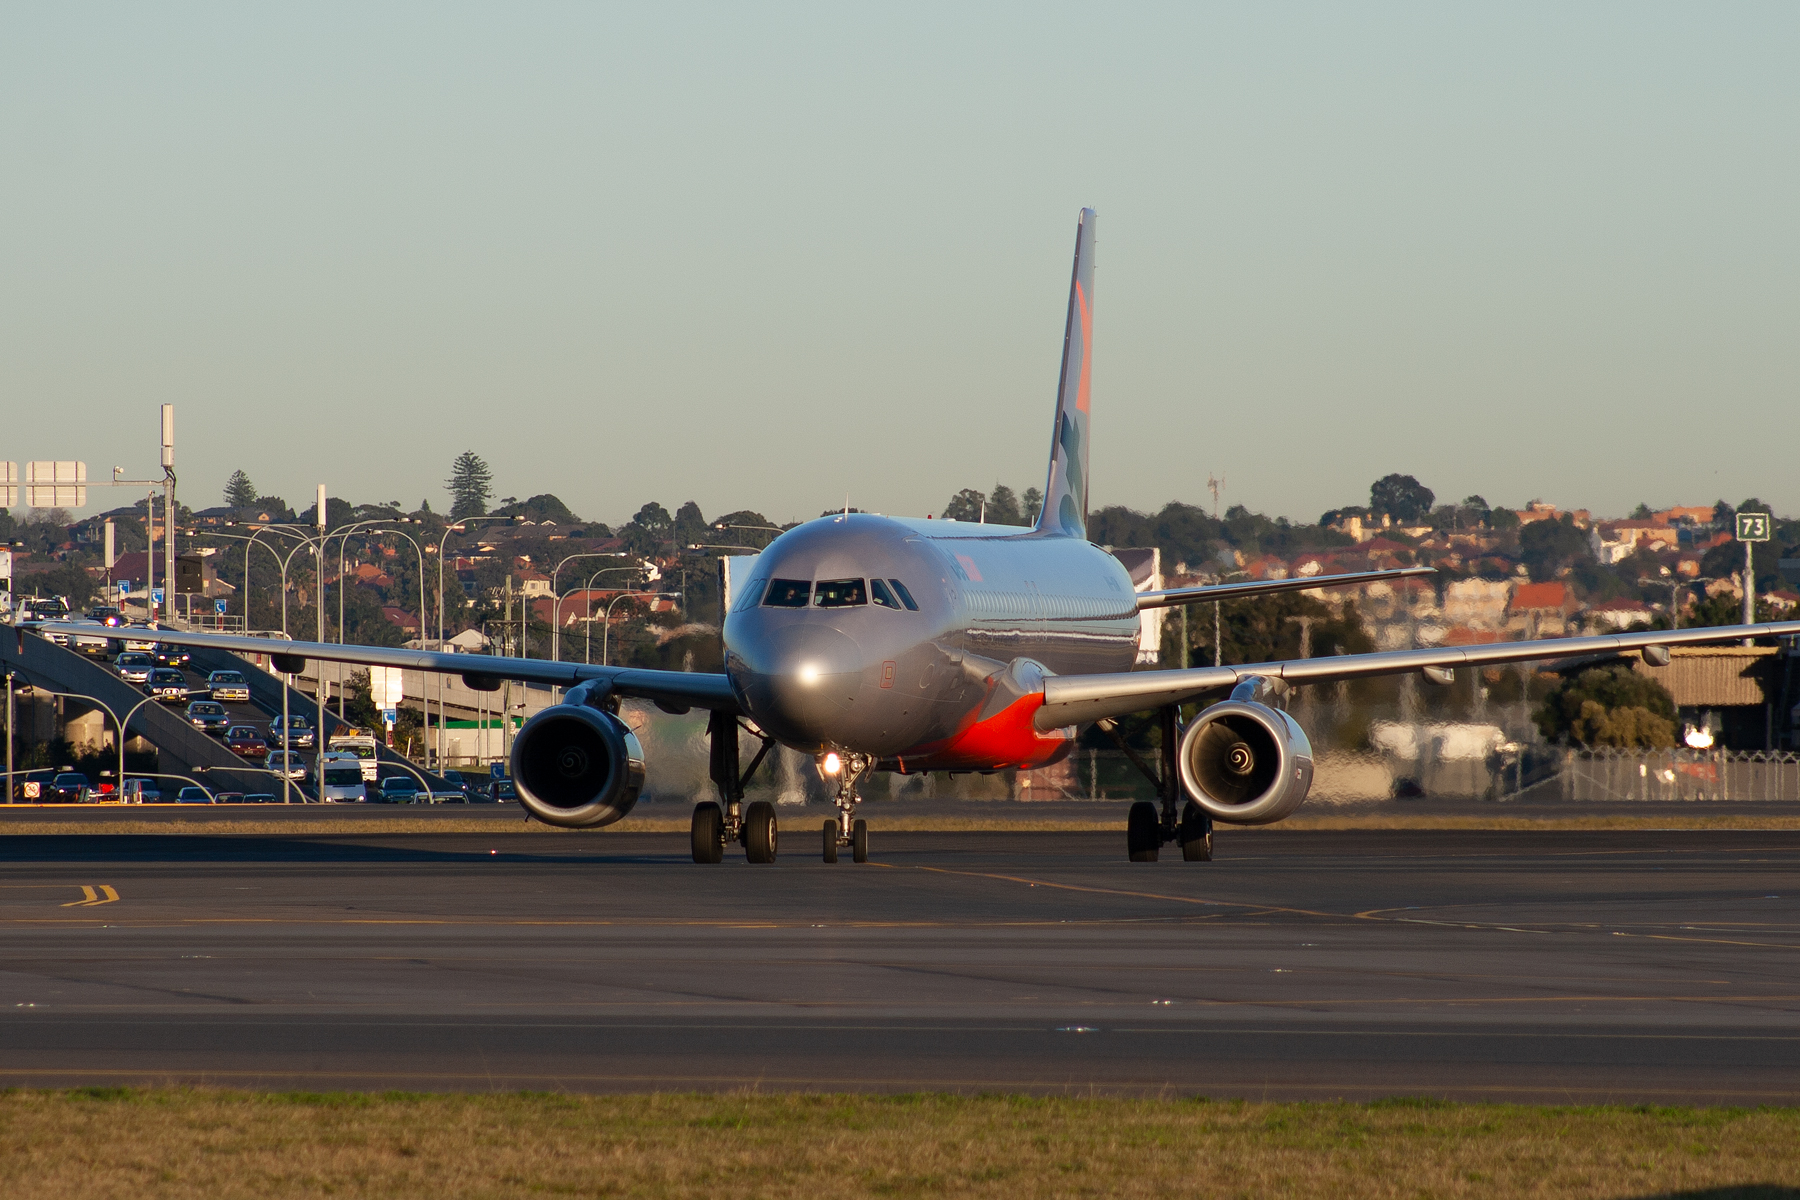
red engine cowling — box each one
[510,705,646,828]
[1176,700,1313,825]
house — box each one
[1584,597,1654,631]
[1653,505,1716,527]
[1441,579,1513,632]
[1508,581,1576,635]
[380,606,421,635]
[1513,501,1591,528]
[1590,520,1681,564]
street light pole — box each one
[548,551,633,662]
[601,592,677,667]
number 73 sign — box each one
[1735,512,1771,542]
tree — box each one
[1519,514,1592,580]
[1022,487,1043,524]
[1369,474,1435,523]
[223,470,258,508]
[986,485,1023,527]
[1535,665,1676,748]
[622,502,672,557]
[941,489,985,521]
[1630,502,1653,520]
[446,451,493,520]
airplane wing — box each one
[42,623,740,715]
[1036,620,1800,730]
[1134,566,1435,611]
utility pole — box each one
[1737,511,1771,647]
[1206,474,1224,521]
[315,484,327,795]
[5,670,13,804]
[160,406,176,626]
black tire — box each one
[823,819,839,863]
[1180,801,1213,862]
[852,818,869,863]
[745,800,778,864]
[691,802,724,864]
[1127,801,1160,862]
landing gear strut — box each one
[691,710,777,863]
[822,750,872,863]
[1102,705,1212,863]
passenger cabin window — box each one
[870,579,902,610]
[888,579,920,611]
[813,578,866,608]
[762,579,811,608]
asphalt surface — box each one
[0,828,1796,1102]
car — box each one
[223,726,270,758]
[263,751,308,782]
[113,652,157,684]
[152,643,192,668]
[205,670,252,703]
[46,772,93,803]
[86,606,123,626]
[373,776,421,804]
[241,793,278,804]
[210,791,246,804]
[144,668,190,703]
[268,714,315,749]
[440,769,478,798]
[484,778,517,804]
[317,752,367,803]
[184,700,231,734]
[175,786,214,804]
[118,778,161,803]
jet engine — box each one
[509,704,646,828]
[1176,699,1314,825]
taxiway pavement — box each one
[1,828,1796,1101]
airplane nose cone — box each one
[734,622,863,746]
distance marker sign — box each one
[1736,512,1771,542]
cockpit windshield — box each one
[762,579,811,608]
[812,579,866,608]
[870,579,901,610]
[888,579,919,611]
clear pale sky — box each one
[4,4,1795,529]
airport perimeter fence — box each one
[1558,748,1800,803]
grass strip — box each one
[1,814,1798,835]
[0,1090,1795,1199]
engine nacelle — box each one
[1176,700,1314,825]
[509,704,646,828]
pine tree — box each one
[446,451,493,520]
[223,470,258,508]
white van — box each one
[318,752,368,802]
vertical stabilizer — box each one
[1036,208,1096,538]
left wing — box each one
[44,623,740,715]
[1037,620,1800,730]
[1135,566,1435,611]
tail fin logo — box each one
[1036,209,1096,540]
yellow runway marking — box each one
[58,885,119,908]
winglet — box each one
[1035,208,1096,538]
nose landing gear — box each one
[821,749,872,863]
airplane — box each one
[43,208,1800,864]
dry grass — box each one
[0,1090,1794,1199]
[2,813,1799,835]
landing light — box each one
[798,664,821,685]
[823,751,842,776]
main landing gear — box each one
[690,710,779,864]
[1103,705,1213,864]
[821,751,872,863]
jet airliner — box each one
[52,209,1800,864]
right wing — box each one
[1036,619,1800,730]
[1135,566,1435,611]
[42,623,740,715]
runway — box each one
[1,828,1796,1102]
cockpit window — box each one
[888,579,920,611]
[734,578,769,612]
[870,578,902,610]
[762,579,812,608]
[812,578,866,608]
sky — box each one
[3,3,1796,530]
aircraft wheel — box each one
[745,800,778,864]
[690,802,724,864]
[852,818,869,863]
[1126,801,1160,862]
[1179,801,1213,863]
[823,819,838,863]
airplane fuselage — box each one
[723,513,1140,771]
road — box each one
[0,828,1796,1101]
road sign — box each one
[491,762,506,779]
[381,708,397,724]
[214,599,229,615]
[24,461,86,508]
[116,579,132,595]
[151,588,164,605]
[1736,512,1772,542]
